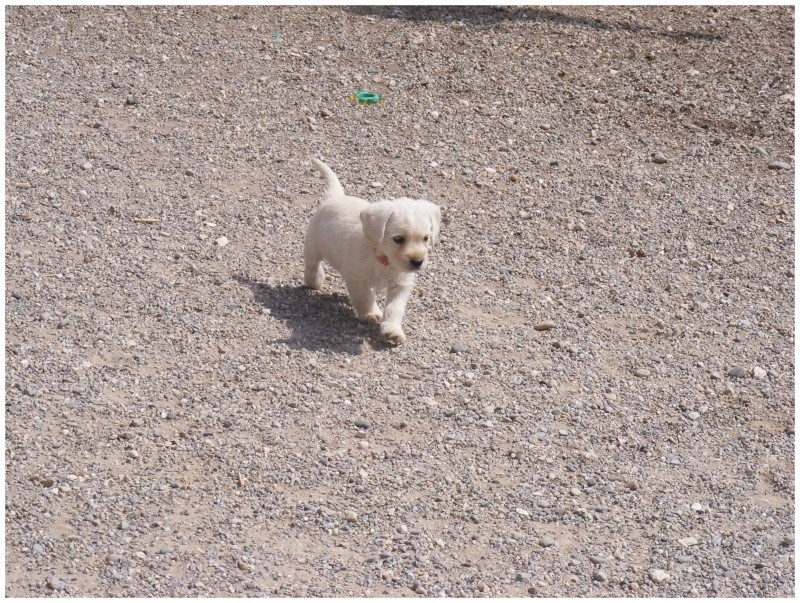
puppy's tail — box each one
[310,157,345,199]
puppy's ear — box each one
[360,202,393,245]
[426,202,442,246]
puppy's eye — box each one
[392,236,405,245]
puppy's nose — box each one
[410,258,424,269]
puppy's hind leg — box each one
[303,236,325,290]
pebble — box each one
[752,366,767,379]
[592,571,608,582]
[649,569,670,583]
[727,366,747,378]
[185,168,196,177]
[590,555,607,565]
[320,108,332,118]
[450,342,468,353]
[15,181,31,189]
[539,536,555,547]
[344,510,358,522]
[158,545,174,554]
[653,152,668,164]
[678,536,698,547]
[354,419,371,429]
[516,571,531,582]
[215,236,230,248]
[634,369,651,378]
[81,162,93,170]
[46,578,66,591]
[125,96,139,106]
[768,161,791,170]
[534,321,555,331]
[32,543,45,554]
[370,182,383,189]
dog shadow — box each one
[233,274,389,354]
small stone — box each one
[629,582,640,591]
[590,555,606,565]
[33,543,45,554]
[781,535,794,546]
[515,507,530,517]
[768,161,791,170]
[125,96,139,106]
[215,236,229,248]
[344,510,358,523]
[106,553,122,564]
[59,484,72,493]
[354,419,371,429]
[46,578,66,591]
[128,495,141,504]
[320,108,333,118]
[539,536,555,547]
[185,168,196,177]
[370,182,383,189]
[627,481,639,491]
[687,411,700,420]
[592,571,608,582]
[649,569,670,583]
[634,369,651,378]
[727,366,746,379]
[653,152,668,164]
[534,321,555,331]
[678,536,699,547]
[82,162,93,171]
[691,502,704,512]
[752,366,767,380]
[127,450,139,459]
[516,571,532,582]
[15,182,31,189]
[40,477,55,487]
[158,545,174,555]
[450,342,468,353]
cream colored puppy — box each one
[304,158,441,344]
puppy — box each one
[304,158,441,344]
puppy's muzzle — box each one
[409,258,424,270]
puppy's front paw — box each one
[381,323,407,345]
[360,310,383,324]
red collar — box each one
[371,246,389,265]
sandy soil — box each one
[4,5,794,597]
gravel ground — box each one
[4,5,795,597]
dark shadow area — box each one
[234,274,390,354]
[347,6,724,42]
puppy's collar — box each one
[371,245,389,266]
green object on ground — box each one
[352,90,382,105]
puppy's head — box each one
[360,197,441,272]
